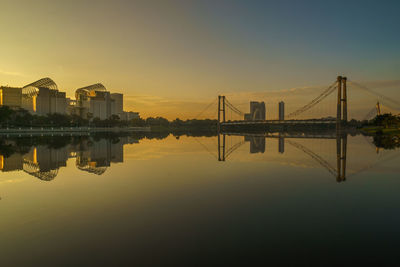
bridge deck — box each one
[221,132,339,139]
[221,120,337,126]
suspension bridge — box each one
[216,76,349,129]
[193,75,400,182]
[191,75,400,131]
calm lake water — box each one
[0,133,399,266]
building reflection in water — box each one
[245,136,265,154]
[1,132,397,183]
[0,137,138,181]
[76,139,125,175]
[23,146,66,181]
[219,132,349,182]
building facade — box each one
[1,78,68,115]
[110,93,123,116]
[244,101,266,121]
[23,78,67,115]
[75,84,112,120]
[34,88,67,115]
[0,87,22,108]
[75,84,138,121]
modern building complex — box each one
[75,83,113,120]
[279,101,285,121]
[0,77,139,120]
[244,101,266,121]
[0,78,68,115]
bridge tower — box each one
[217,95,226,129]
[342,77,347,122]
[337,76,342,126]
[337,76,348,125]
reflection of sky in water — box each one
[0,135,399,265]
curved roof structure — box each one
[75,83,107,100]
[22,86,39,98]
[28,169,59,181]
[77,165,107,175]
[76,83,107,92]
[23,77,58,90]
[21,77,58,98]
[23,159,58,181]
[76,156,108,175]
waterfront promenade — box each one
[0,126,150,136]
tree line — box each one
[366,113,400,128]
[0,106,218,131]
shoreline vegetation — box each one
[360,114,400,150]
[0,127,399,160]
[0,106,217,135]
[0,106,398,135]
[361,114,400,134]
[0,108,399,153]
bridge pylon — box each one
[218,95,226,130]
[337,76,348,125]
[337,76,342,126]
[342,77,348,122]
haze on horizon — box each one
[0,0,399,119]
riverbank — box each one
[0,126,150,136]
[361,126,400,135]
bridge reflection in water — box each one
[218,131,348,182]
[1,133,398,183]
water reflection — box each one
[1,131,399,266]
[217,130,400,182]
[0,136,138,180]
[1,130,399,183]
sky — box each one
[0,0,399,119]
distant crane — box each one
[376,101,381,116]
[363,101,382,121]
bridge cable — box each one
[225,98,245,116]
[348,81,400,110]
[193,98,218,120]
[363,107,378,121]
[287,82,337,119]
[225,139,246,159]
[347,149,400,178]
[286,139,337,178]
[193,137,218,160]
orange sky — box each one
[0,0,399,120]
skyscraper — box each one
[244,101,266,121]
[279,101,285,121]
